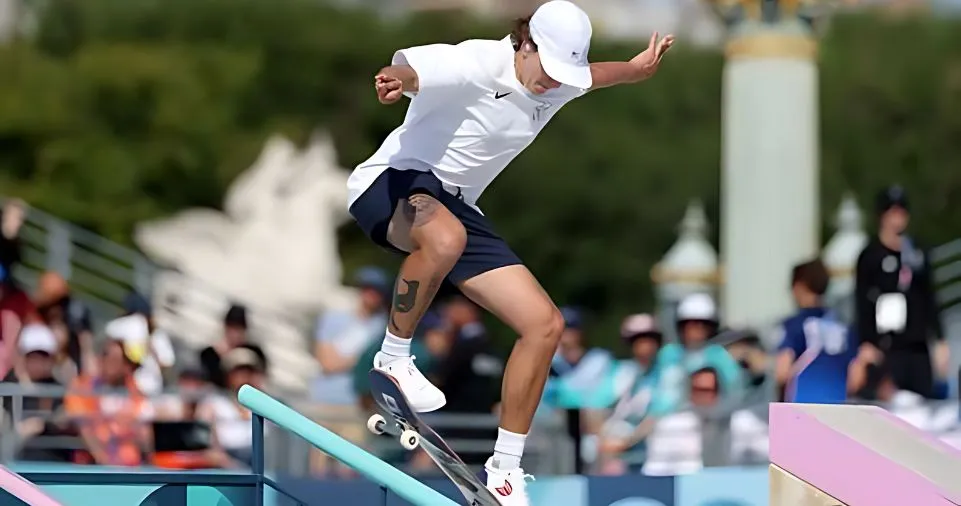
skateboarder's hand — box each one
[629,32,674,81]
[375,74,404,104]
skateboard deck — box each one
[369,369,502,506]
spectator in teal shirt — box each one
[596,313,668,473]
[656,293,744,412]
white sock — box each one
[491,427,526,471]
[380,330,411,358]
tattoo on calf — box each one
[390,278,420,332]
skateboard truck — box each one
[367,413,422,451]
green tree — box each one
[3,1,961,348]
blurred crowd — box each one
[1,185,959,478]
[0,200,270,469]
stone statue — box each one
[136,132,356,314]
[134,132,357,391]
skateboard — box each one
[368,369,503,506]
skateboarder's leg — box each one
[384,193,465,338]
[459,265,564,470]
[372,193,463,412]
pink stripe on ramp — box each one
[769,404,959,506]
[0,465,62,506]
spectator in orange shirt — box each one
[65,340,153,466]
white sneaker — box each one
[484,457,534,506]
[373,351,446,412]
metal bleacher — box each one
[9,204,317,395]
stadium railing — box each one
[0,383,574,476]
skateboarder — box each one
[347,2,674,503]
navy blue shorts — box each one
[349,168,522,285]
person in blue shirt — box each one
[546,307,616,407]
[775,258,859,404]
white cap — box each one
[677,293,718,323]
[18,324,58,355]
[529,1,593,89]
[620,313,660,339]
[105,313,150,344]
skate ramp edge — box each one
[769,403,961,506]
[237,385,457,506]
[0,465,63,506]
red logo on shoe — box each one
[495,481,513,497]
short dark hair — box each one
[791,258,830,296]
[224,303,248,329]
[510,16,536,52]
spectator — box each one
[0,264,37,376]
[150,365,242,470]
[65,340,153,466]
[309,266,388,476]
[104,292,176,396]
[199,304,267,389]
[621,314,663,374]
[544,307,614,473]
[714,328,769,392]
[197,347,266,467]
[444,293,486,342]
[1,323,73,462]
[311,266,388,406]
[595,314,666,474]
[775,259,858,404]
[35,271,96,380]
[0,199,25,274]
[657,294,743,409]
[435,296,502,414]
[640,367,723,477]
[156,366,209,421]
[413,299,502,467]
[548,307,615,405]
[855,185,946,398]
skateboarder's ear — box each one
[510,15,537,53]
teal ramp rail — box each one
[238,385,458,506]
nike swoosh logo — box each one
[494,91,512,99]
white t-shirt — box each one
[347,36,586,211]
[642,411,703,476]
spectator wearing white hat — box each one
[103,292,176,396]
[197,346,266,468]
[655,294,743,412]
[2,323,72,462]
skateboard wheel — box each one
[367,414,386,435]
[400,429,420,450]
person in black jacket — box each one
[855,185,947,398]
[198,304,267,388]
